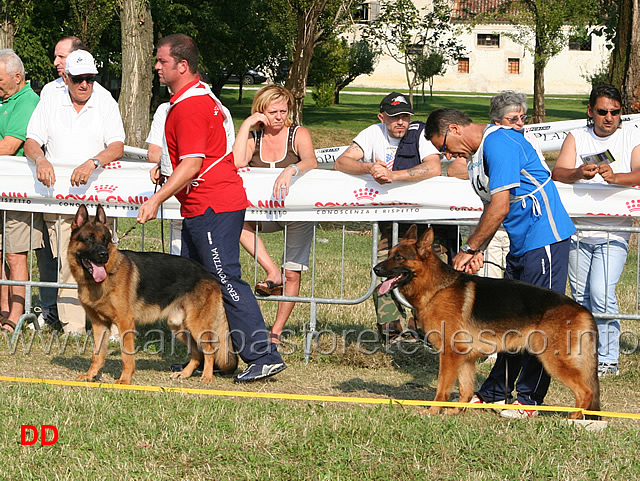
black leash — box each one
[114,181,165,252]
[483,260,506,272]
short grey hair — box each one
[489,91,528,124]
[0,49,24,78]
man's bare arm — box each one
[334,142,373,175]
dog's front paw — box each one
[170,371,189,380]
[76,373,98,382]
[114,378,132,385]
[419,406,442,416]
[200,373,213,384]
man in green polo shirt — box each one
[0,48,42,333]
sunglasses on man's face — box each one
[439,129,448,155]
[69,75,96,85]
[595,108,621,116]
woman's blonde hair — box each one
[251,84,294,127]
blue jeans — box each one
[568,239,628,364]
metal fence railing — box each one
[2,213,639,362]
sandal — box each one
[255,280,283,296]
[0,315,16,333]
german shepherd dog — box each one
[373,225,600,419]
[68,204,237,384]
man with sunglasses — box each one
[424,107,575,418]
[24,49,124,335]
[552,84,640,378]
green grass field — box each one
[2,92,639,480]
[219,88,589,150]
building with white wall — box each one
[351,0,609,95]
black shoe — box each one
[170,362,203,376]
[233,362,287,383]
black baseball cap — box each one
[379,92,414,116]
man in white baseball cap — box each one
[24,48,125,335]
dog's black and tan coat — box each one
[68,204,237,384]
[374,225,600,419]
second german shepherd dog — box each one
[374,225,600,419]
[68,204,237,384]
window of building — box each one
[477,33,500,47]
[508,58,520,74]
[458,58,470,73]
[358,1,380,22]
[569,35,592,51]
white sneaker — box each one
[27,313,47,330]
[500,400,539,419]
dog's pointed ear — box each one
[95,204,107,225]
[72,205,89,231]
[404,224,418,241]
[417,227,435,256]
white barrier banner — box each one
[2,156,640,221]
[296,114,640,165]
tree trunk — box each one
[118,0,154,148]
[0,20,15,49]
[285,3,326,126]
[610,0,633,91]
[531,29,546,123]
[623,0,640,112]
[532,62,545,123]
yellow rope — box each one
[0,375,636,420]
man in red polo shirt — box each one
[137,34,285,382]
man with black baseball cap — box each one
[335,92,450,345]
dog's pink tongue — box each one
[91,263,107,283]
[378,276,400,295]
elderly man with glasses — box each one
[552,84,640,378]
[24,49,124,335]
[424,107,575,418]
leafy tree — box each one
[151,0,287,102]
[0,0,34,49]
[309,38,378,105]
[365,0,465,107]
[472,0,600,122]
[67,0,119,51]
[278,0,360,124]
[333,39,378,104]
[413,51,445,101]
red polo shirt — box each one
[165,79,247,217]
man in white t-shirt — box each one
[335,92,445,344]
[552,83,640,377]
[24,49,125,334]
[40,36,112,99]
[145,101,184,255]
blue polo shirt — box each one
[483,128,575,257]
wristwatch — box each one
[461,243,477,255]
[91,158,101,169]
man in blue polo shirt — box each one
[424,108,576,418]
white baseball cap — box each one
[65,50,98,76]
